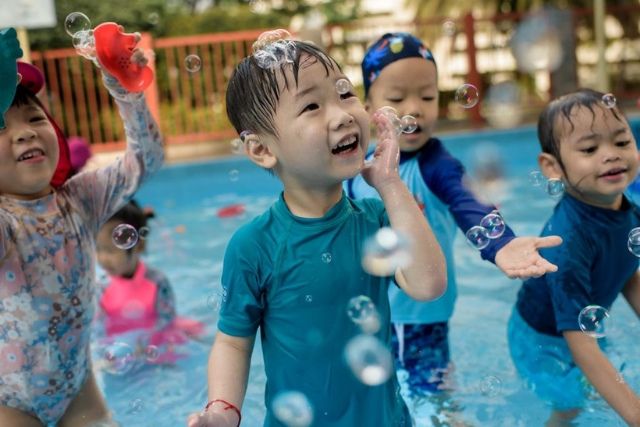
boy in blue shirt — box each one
[509,89,640,425]
[187,34,447,426]
[347,32,563,397]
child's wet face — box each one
[265,55,370,188]
[0,103,59,199]
[96,220,141,278]
[556,105,639,207]
[366,57,438,152]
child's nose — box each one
[332,106,355,130]
[12,128,37,144]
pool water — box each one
[95,125,639,426]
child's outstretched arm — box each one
[362,112,446,301]
[186,332,255,427]
[564,331,640,425]
[623,270,640,318]
[494,235,563,279]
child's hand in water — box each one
[0,28,24,128]
[495,235,563,279]
[186,407,239,427]
[361,110,401,192]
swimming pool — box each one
[95,125,639,426]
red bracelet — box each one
[204,399,241,426]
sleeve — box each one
[544,231,595,333]
[149,268,177,330]
[217,228,265,337]
[64,72,164,235]
[419,141,515,263]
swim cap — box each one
[17,61,71,188]
[362,32,436,97]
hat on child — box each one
[17,61,72,188]
[361,32,437,97]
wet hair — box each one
[107,199,155,233]
[225,40,341,138]
[537,88,627,170]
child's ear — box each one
[538,152,563,179]
[244,133,277,170]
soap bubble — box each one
[442,20,457,37]
[229,169,239,182]
[483,81,523,129]
[138,226,150,240]
[321,252,332,264]
[361,228,412,276]
[400,115,418,133]
[528,170,546,187]
[479,375,502,397]
[148,12,160,26]
[345,334,393,386]
[465,225,490,250]
[602,93,617,109]
[455,84,479,108]
[72,30,96,61]
[627,227,640,257]
[102,342,136,375]
[185,54,202,72]
[347,295,381,334]
[545,178,565,199]
[272,391,313,427]
[480,211,506,239]
[112,224,139,250]
[144,345,159,362]
[578,305,610,338]
[65,12,91,37]
[510,9,563,73]
[335,78,352,95]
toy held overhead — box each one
[0,27,23,129]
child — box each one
[0,31,163,426]
[95,200,204,363]
[187,34,447,426]
[508,89,640,425]
[346,32,563,397]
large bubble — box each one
[271,391,313,427]
[361,228,412,276]
[510,9,563,73]
[344,334,393,386]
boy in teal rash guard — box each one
[347,32,563,398]
[187,33,447,427]
[509,89,640,426]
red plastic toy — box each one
[94,22,153,93]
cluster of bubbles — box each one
[602,93,617,109]
[99,341,162,375]
[578,305,610,338]
[271,390,314,427]
[65,12,97,63]
[344,334,393,386]
[454,84,479,109]
[252,29,297,70]
[376,106,418,135]
[510,9,564,73]
[528,171,565,199]
[361,227,412,276]
[346,295,381,334]
[465,210,506,250]
[627,227,640,257]
[184,54,202,73]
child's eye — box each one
[301,103,319,113]
[340,91,356,100]
[386,98,402,103]
[29,115,47,123]
[615,140,631,147]
[580,146,597,154]
[422,97,435,102]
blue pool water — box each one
[96,125,639,426]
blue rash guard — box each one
[346,138,515,324]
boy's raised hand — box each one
[0,28,24,129]
[361,110,401,191]
[495,235,563,279]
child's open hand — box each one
[361,110,401,192]
[0,28,23,129]
[495,235,563,279]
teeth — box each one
[336,136,356,148]
[18,149,43,161]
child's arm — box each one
[152,270,177,331]
[362,112,446,300]
[187,332,255,427]
[564,331,640,425]
[622,270,640,318]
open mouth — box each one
[17,148,45,162]
[332,135,358,155]
[599,167,627,178]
